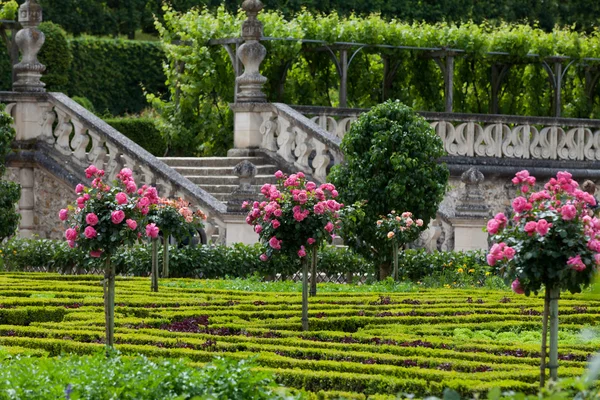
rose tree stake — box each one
[60,166,160,349]
[486,170,598,385]
[245,171,343,331]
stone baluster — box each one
[70,119,90,161]
[236,0,267,103]
[311,139,330,183]
[259,114,278,151]
[54,108,73,155]
[87,130,107,166]
[104,142,124,180]
[276,118,296,163]
[13,0,46,92]
[40,106,56,145]
[293,128,312,171]
[139,165,156,187]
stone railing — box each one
[293,105,600,162]
[2,92,228,243]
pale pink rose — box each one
[115,192,128,205]
[401,212,412,218]
[406,218,414,227]
[536,219,551,236]
[146,223,159,239]
[511,279,525,295]
[274,170,284,179]
[272,220,280,229]
[325,222,334,233]
[269,236,281,250]
[75,184,85,194]
[85,213,99,226]
[260,254,269,262]
[307,238,316,245]
[524,221,537,235]
[387,231,395,239]
[487,219,500,235]
[486,253,496,267]
[84,226,97,239]
[298,246,307,258]
[65,228,78,241]
[59,209,68,221]
[111,210,125,224]
[126,219,137,230]
[561,204,577,220]
[416,219,423,227]
[567,255,586,272]
[90,250,103,258]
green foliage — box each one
[330,101,449,272]
[0,350,298,400]
[37,22,72,92]
[104,117,166,156]
[0,0,17,20]
[68,38,166,115]
[0,103,19,242]
[72,96,96,113]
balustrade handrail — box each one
[272,103,342,148]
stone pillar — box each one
[230,0,268,155]
[18,167,35,238]
[13,0,46,93]
[450,167,490,251]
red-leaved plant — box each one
[486,170,598,384]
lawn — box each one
[0,273,598,399]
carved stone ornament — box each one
[455,167,490,218]
[13,0,46,92]
[228,160,258,212]
[236,0,267,102]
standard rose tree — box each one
[245,171,343,331]
[59,166,160,348]
[486,170,598,384]
[376,211,424,280]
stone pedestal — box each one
[230,105,265,150]
[450,218,489,251]
[224,215,259,245]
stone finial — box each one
[455,167,489,218]
[13,0,46,92]
[227,160,258,212]
[235,0,267,103]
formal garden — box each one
[2,0,600,399]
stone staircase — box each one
[159,157,278,204]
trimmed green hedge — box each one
[104,117,166,156]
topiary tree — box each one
[0,103,20,242]
[38,21,72,92]
[329,100,449,278]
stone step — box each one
[186,174,278,186]
[159,157,269,168]
[198,184,271,194]
[172,164,278,177]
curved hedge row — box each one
[0,273,596,398]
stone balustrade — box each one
[293,105,600,162]
[2,91,228,243]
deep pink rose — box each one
[126,181,137,194]
[269,236,282,250]
[324,222,334,233]
[561,204,577,220]
[503,246,516,260]
[126,219,137,230]
[487,219,500,235]
[314,202,326,215]
[67,240,76,248]
[90,250,103,258]
[138,197,150,208]
[75,184,85,194]
[567,255,586,272]
[307,238,316,245]
[85,165,98,179]
[274,209,282,217]
[84,226,97,239]
[331,190,339,198]
[254,225,262,234]
[260,254,269,262]
[85,213,99,226]
[512,196,530,213]
[59,209,68,221]
[536,219,551,236]
[111,210,125,224]
[65,228,78,241]
[511,279,525,295]
[272,220,280,229]
[274,170,284,179]
[298,246,307,258]
[297,191,308,204]
[115,192,128,205]
[486,253,496,266]
[306,181,317,191]
[146,223,159,239]
[524,221,537,235]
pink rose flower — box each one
[331,190,339,198]
[314,202,326,215]
[298,191,308,204]
[494,213,508,226]
[561,204,577,220]
[536,219,551,236]
[85,213,99,226]
[272,220,280,229]
[511,279,525,295]
[111,210,125,224]
[595,254,600,265]
[274,170,284,179]
[486,253,496,266]
[254,225,263,234]
[298,246,307,258]
[126,181,137,194]
[115,192,128,205]
[521,185,529,194]
[269,236,282,250]
[84,226,97,239]
[65,228,78,241]
[85,165,98,179]
[416,219,424,227]
[67,240,76,248]
[567,255,586,272]
[260,254,269,262]
[487,219,500,235]
[138,197,150,208]
[75,184,85,194]
[512,196,530,213]
[297,172,305,179]
[126,219,137,230]
[503,246,516,260]
[59,209,68,221]
[274,209,282,217]
[524,221,537,235]
[307,238,316,245]
[324,222,334,233]
[90,250,103,258]
[146,223,159,239]
[306,181,317,191]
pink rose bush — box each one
[60,165,158,258]
[146,197,207,242]
[244,171,343,261]
[376,211,424,246]
[487,170,598,295]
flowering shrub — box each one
[244,171,343,260]
[148,197,206,241]
[60,166,157,258]
[376,211,423,244]
[487,170,598,295]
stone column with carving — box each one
[13,0,46,93]
[450,167,491,251]
[229,0,270,156]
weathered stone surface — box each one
[13,0,46,92]
[33,168,71,239]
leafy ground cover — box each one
[0,273,598,399]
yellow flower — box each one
[468,269,475,273]
[457,268,464,273]
[444,284,451,288]
[485,272,491,276]
[387,231,395,239]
